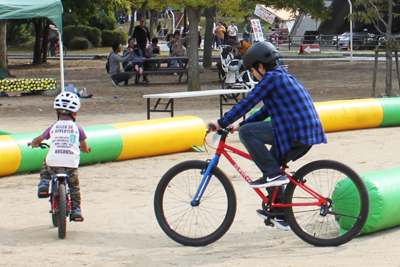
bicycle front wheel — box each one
[57,184,67,239]
[284,160,369,246]
[154,160,237,246]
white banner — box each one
[250,19,264,42]
[254,4,275,24]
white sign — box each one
[254,4,275,24]
[251,19,264,42]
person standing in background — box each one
[243,20,253,43]
[132,17,151,84]
[215,21,225,48]
[227,21,238,41]
[198,22,202,48]
[222,22,228,44]
[157,22,162,36]
[132,17,151,56]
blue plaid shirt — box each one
[218,66,327,160]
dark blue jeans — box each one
[111,72,132,85]
[239,121,281,177]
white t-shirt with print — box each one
[227,25,238,37]
[44,120,86,168]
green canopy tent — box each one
[0,0,65,91]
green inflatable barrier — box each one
[334,166,400,234]
[378,98,400,127]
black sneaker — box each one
[256,209,290,231]
[111,79,119,87]
[249,173,289,188]
[37,180,49,198]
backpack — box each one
[105,52,113,73]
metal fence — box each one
[265,33,388,51]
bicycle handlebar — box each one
[27,142,92,153]
[27,142,50,149]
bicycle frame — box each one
[191,131,329,209]
[50,174,71,216]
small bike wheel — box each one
[57,183,67,239]
[154,160,237,246]
[284,160,369,246]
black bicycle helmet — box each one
[243,41,279,69]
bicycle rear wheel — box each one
[284,160,369,246]
[57,183,67,239]
[154,160,237,246]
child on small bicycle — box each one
[31,92,90,220]
[207,41,327,229]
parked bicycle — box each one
[154,126,369,246]
[48,42,66,57]
[28,142,83,239]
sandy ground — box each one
[1,59,400,266]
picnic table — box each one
[127,56,188,83]
[143,88,251,119]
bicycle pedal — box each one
[263,219,274,227]
[71,217,84,222]
[38,192,50,198]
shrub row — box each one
[63,26,128,50]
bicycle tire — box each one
[154,160,237,246]
[58,183,67,239]
[284,160,369,246]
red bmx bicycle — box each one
[154,127,369,246]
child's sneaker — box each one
[249,173,289,188]
[37,181,49,198]
[71,207,84,221]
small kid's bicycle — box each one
[29,142,83,239]
[154,127,369,247]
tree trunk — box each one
[150,10,158,39]
[32,19,44,65]
[385,0,393,96]
[128,6,136,37]
[202,8,215,69]
[186,6,202,91]
[139,1,148,20]
[42,21,50,63]
[385,47,393,97]
[0,19,9,76]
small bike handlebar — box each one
[27,142,50,149]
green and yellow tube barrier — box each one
[334,166,400,234]
[250,97,400,133]
[0,116,206,177]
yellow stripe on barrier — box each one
[0,135,22,176]
[112,116,206,161]
[315,99,384,133]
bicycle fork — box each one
[190,156,221,206]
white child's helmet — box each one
[54,92,81,113]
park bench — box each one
[127,56,188,83]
